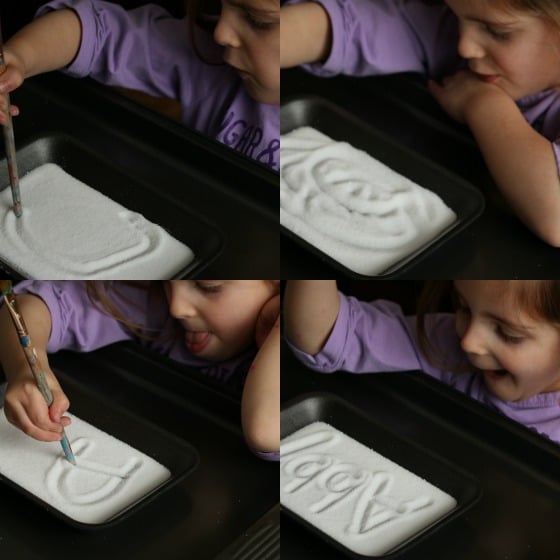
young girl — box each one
[0,280,280,460]
[284,280,560,443]
[281,0,560,245]
[0,0,279,170]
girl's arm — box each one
[241,299,280,453]
[283,280,339,355]
[0,294,70,441]
[0,9,81,124]
[280,3,332,68]
[466,96,560,246]
[430,72,560,246]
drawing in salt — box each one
[280,127,457,275]
[0,163,194,279]
[0,410,170,524]
[280,422,457,556]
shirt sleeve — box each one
[286,292,466,381]
[36,0,209,102]
[13,280,138,353]
[293,0,460,78]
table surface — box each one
[281,68,560,278]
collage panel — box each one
[0,1,279,280]
[281,280,560,559]
[280,0,560,277]
[0,279,280,558]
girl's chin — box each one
[242,81,279,105]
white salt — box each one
[0,409,171,524]
[0,163,195,279]
[280,422,457,556]
[280,127,457,275]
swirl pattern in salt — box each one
[0,411,170,524]
[0,163,194,278]
[280,127,457,275]
[280,422,457,556]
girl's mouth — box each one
[476,73,498,84]
[185,331,211,354]
[225,60,250,79]
[483,369,508,380]
[235,68,250,79]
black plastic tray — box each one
[0,134,224,279]
[280,96,485,278]
[0,380,199,531]
[281,393,480,558]
[0,72,279,278]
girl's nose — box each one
[457,26,485,60]
[460,323,487,356]
[214,14,242,48]
[167,287,197,319]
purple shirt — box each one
[287,292,560,444]
[297,0,560,171]
[37,0,280,170]
[11,281,279,461]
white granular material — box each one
[0,409,171,524]
[0,163,195,279]
[280,422,457,556]
[280,127,457,275]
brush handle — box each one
[0,20,22,217]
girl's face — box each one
[454,280,560,401]
[164,280,277,361]
[446,0,560,99]
[214,0,279,104]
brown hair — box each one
[424,0,560,28]
[84,280,281,340]
[185,0,224,65]
[84,281,163,339]
[416,280,560,370]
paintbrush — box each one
[0,281,76,464]
[0,19,22,217]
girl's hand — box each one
[0,49,26,125]
[255,293,280,349]
[4,368,71,442]
[428,70,508,124]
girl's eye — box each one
[452,292,470,315]
[244,11,275,31]
[484,24,511,41]
[195,282,223,294]
[496,326,524,345]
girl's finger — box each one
[27,405,65,434]
[6,402,64,442]
[48,386,70,424]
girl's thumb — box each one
[48,391,70,424]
